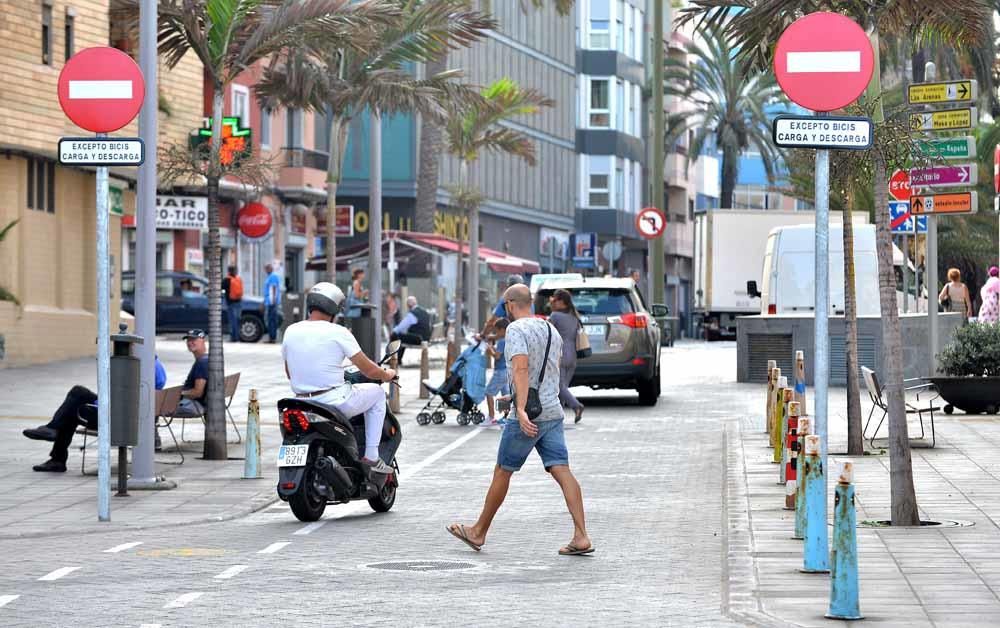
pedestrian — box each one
[484,318,510,425]
[383,292,400,334]
[222,265,243,342]
[264,263,282,342]
[481,273,524,336]
[344,268,368,319]
[939,268,973,319]
[390,295,432,361]
[173,329,211,417]
[447,283,593,556]
[978,266,1000,323]
[548,289,585,423]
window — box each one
[615,79,625,131]
[629,166,636,213]
[231,84,249,126]
[47,161,54,213]
[260,105,271,148]
[64,10,75,61]
[634,8,644,62]
[41,3,52,65]
[589,79,610,127]
[615,0,625,53]
[286,109,303,148]
[626,82,636,135]
[588,0,609,49]
[314,107,330,153]
[587,156,611,207]
[627,5,636,61]
[26,158,54,213]
[615,158,624,209]
[633,84,641,135]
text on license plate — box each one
[277,445,309,467]
[585,324,605,336]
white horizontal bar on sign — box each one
[786,51,860,73]
[68,80,133,99]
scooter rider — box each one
[282,282,397,474]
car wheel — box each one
[637,373,659,406]
[239,315,265,343]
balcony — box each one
[665,152,688,189]
[285,148,329,171]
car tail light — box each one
[768,304,777,315]
[632,358,646,366]
[609,312,648,329]
[282,409,310,433]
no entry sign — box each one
[636,207,666,240]
[58,47,145,133]
[773,12,874,112]
[889,169,911,202]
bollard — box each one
[783,401,800,509]
[794,416,811,539]
[772,377,787,463]
[242,389,261,479]
[418,343,430,400]
[800,435,830,573]
[388,354,401,414]
[794,350,808,416]
[765,360,777,434]
[827,462,863,620]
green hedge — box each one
[938,323,1000,377]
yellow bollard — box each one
[419,343,430,400]
[772,377,788,463]
[765,360,777,434]
[767,365,781,435]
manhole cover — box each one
[365,560,476,572]
[859,519,975,529]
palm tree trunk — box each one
[204,84,227,460]
[843,192,864,455]
[721,144,738,208]
[451,159,468,352]
[467,162,480,332]
[325,116,349,282]
[415,54,447,233]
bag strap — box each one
[537,322,552,385]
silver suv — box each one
[534,278,664,405]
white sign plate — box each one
[58,137,144,165]
[771,115,873,150]
[156,195,208,230]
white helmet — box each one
[306,282,346,319]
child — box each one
[484,318,510,425]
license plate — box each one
[585,324,605,336]
[277,445,309,467]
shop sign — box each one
[312,205,355,237]
[186,248,204,267]
[156,195,207,230]
[570,232,597,269]
[539,228,568,259]
[434,211,469,241]
[237,201,273,239]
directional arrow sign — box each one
[909,108,977,132]
[911,192,977,216]
[908,80,977,105]
[909,164,977,188]
[915,137,976,161]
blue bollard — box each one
[800,435,829,573]
[793,417,811,540]
[243,389,261,479]
[827,462,863,620]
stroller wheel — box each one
[471,411,485,425]
[431,411,447,425]
[416,412,431,426]
[457,412,470,426]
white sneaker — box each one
[364,458,394,475]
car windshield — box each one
[535,288,635,316]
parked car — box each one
[121,271,267,343]
[533,278,663,405]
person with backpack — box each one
[222,265,244,342]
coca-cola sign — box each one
[237,201,273,239]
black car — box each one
[121,271,267,343]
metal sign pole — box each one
[813,119,831,558]
[96,132,111,522]
[926,62,939,377]
[902,234,910,313]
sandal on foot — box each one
[447,524,482,552]
[559,543,595,556]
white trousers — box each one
[312,383,386,461]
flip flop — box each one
[447,524,482,552]
[558,544,595,556]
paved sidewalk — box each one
[0,337,448,539]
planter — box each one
[927,376,1000,415]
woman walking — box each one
[939,268,973,319]
[979,266,1000,323]
[548,289,585,423]
[345,268,369,319]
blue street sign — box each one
[570,232,597,269]
[889,201,927,234]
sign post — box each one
[58,47,146,521]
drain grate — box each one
[366,560,476,572]
[859,519,975,529]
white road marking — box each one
[38,566,80,581]
[293,521,328,535]
[104,541,143,553]
[163,592,203,609]
[213,565,248,580]
[0,595,19,609]
[68,80,133,99]
[139,624,162,628]
[786,51,860,73]
[399,426,487,481]
[258,541,291,554]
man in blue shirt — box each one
[264,263,283,343]
[481,274,524,336]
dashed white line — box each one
[104,541,143,553]
[258,541,291,554]
[139,624,162,628]
[0,595,19,609]
[38,566,80,581]
[213,565,249,580]
[163,592,204,609]
[293,521,328,535]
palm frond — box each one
[0,219,19,243]
[366,2,495,70]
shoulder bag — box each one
[575,319,592,359]
[524,322,552,421]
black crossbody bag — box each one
[524,322,552,421]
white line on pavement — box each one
[213,565,248,580]
[163,592,204,609]
[399,426,487,481]
[258,541,291,555]
[0,595,19,609]
[104,541,143,553]
[38,566,80,581]
[293,521,328,535]
[139,624,162,628]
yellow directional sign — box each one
[908,80,977,105]
[909,108,976,132]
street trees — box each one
[662,23,784,209]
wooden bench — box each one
[861,366,939,448]
[178,372,242,444]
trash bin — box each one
[280,292,302,340]
[110,323,143,447]
[345,303,376,359]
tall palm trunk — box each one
[843,194,864,455]
[204,85,227,460]
[325,116,349,282]
[467,162,479,331]
[721,144,738,208]
[452,159,468,351]
[415,55,447,233]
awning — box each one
[306,230,540,274]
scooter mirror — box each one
[385,339,402,357]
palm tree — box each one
[143,0,397,459]
[663,22,784,209]
[256,1,495,283]
[0,219,19,304]
[681,0,991,526]
[444,78,553,343]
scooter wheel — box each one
[431,411,447,424]
[416,412,431,426]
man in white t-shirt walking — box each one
[281,282,397,474]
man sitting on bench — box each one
[174,329,210,417]
[390,296,431,362]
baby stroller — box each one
[416,340,487,426]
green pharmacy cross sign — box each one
[190,116,252,166]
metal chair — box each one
[861,366,939,448]
[179,372,242,444]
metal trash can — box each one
[345,303,376,359]
[110,323,143,447]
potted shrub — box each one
[931,323,1000,414]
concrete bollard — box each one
[765,360,777,434]
[794,351,808,416]
[418,343,430,400]
[242,389,261,479]
[793,416,812,539]
[800,435,830,573]
[783,401,800,509]
[388,354,401,414]
[772,377,787,463]
[827,462,863,620]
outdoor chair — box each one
[179,372,242,444]
[861,366,939,448]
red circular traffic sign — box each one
[238,202,273,239]
[773,12,874,112]
[58,47,145,133]
[636,207,666,240]
[889,169,911,202]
